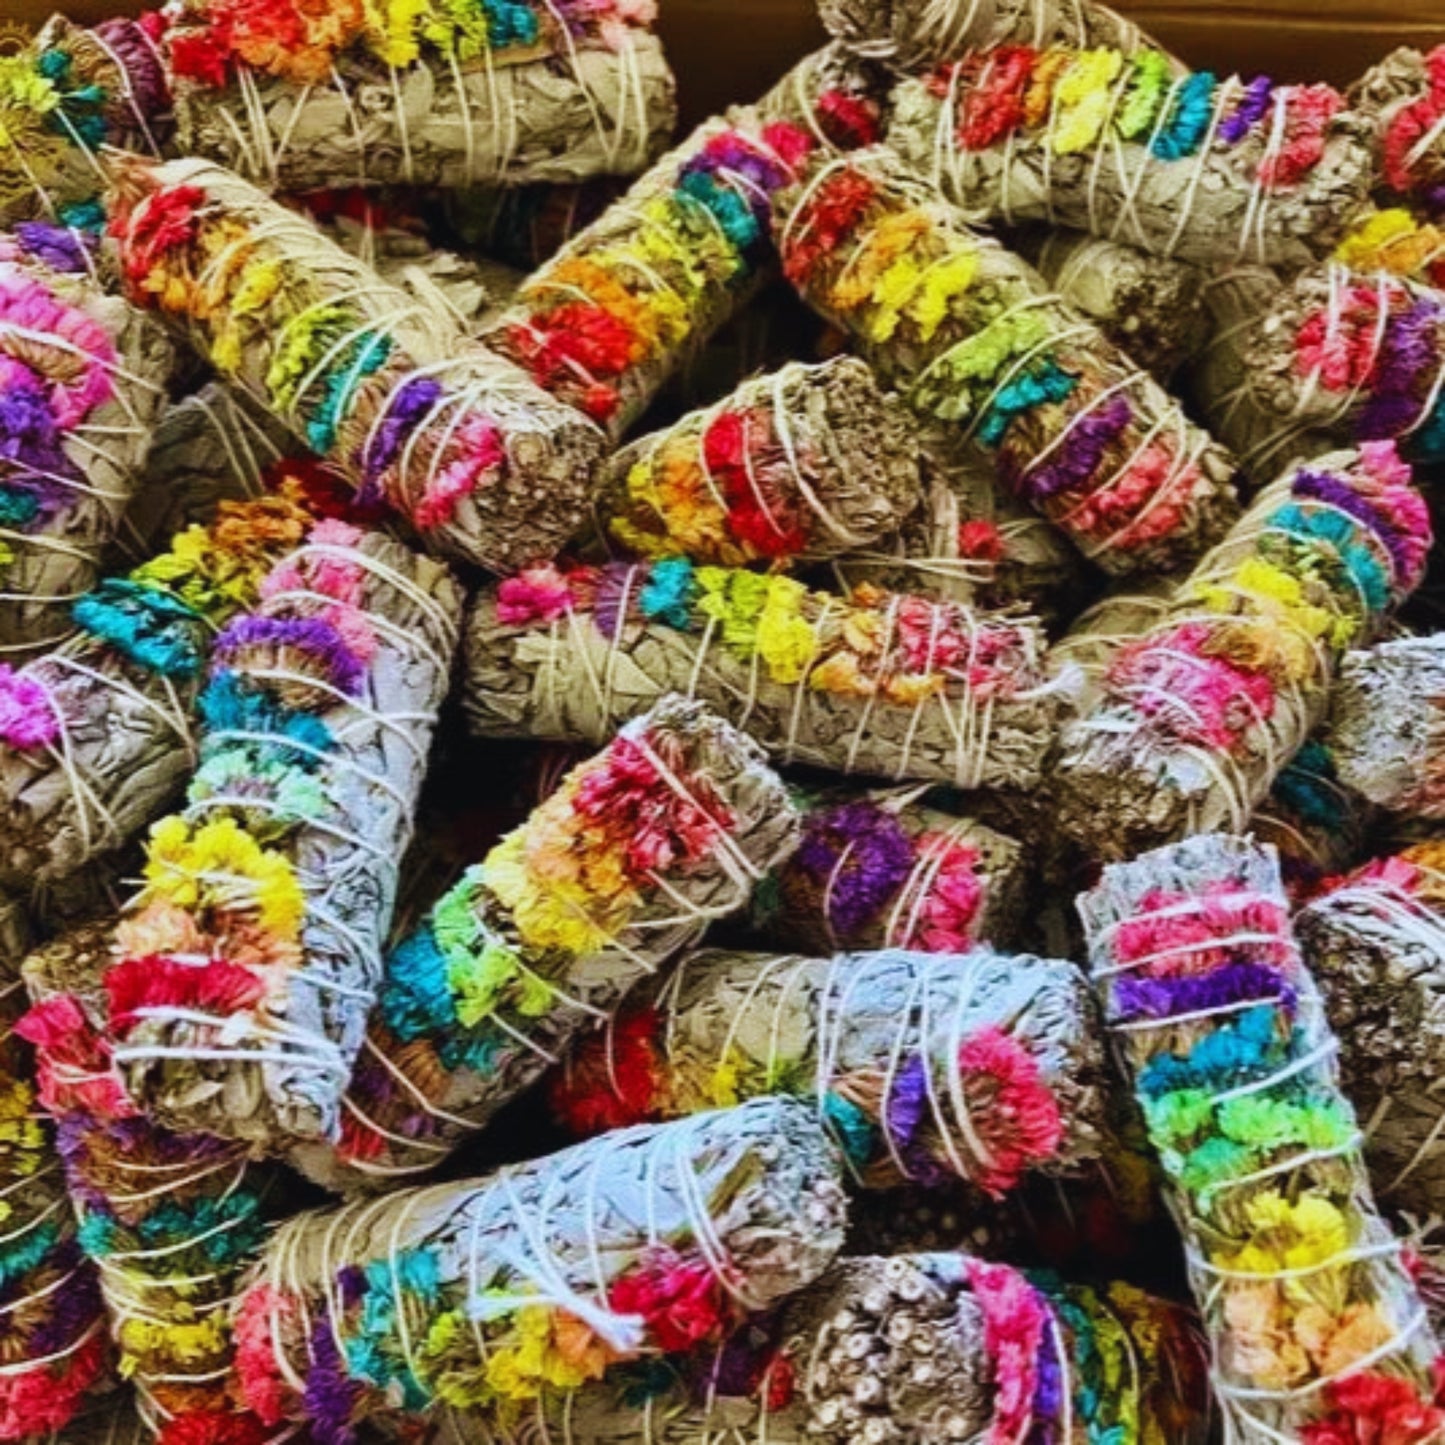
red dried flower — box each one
[1301,1369,1445,1445]
[607,1250,733,1353]
[105,955,268,1034]
[548,1007,663,1136]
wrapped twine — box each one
[0,224,174,660]
[18,922,283,1440]
[232,1098,848,1442]
[1226,263,1445,468]
[748,785,1028,956]
[589,356,922,568]
[1351,46,1445,217]
[107,156,604,574]
[432,1251,1209,1444]
[160,0,676,194]
[1079,833,1444,1441]
[548,946,1106,1197]
[1051,442,1430,860]
[886,46,1377,269]
[462,559,1073,789]
[825,427,1090,621]
[0,14,169,229]
[291,693,800,1194]
[816,0,1164,72]
[97,520,462,1149]
[770,141,1241,577]
[0,486,318,893]
[1298,844,1445,1221]
[1013,228,1211,380]
[1329,633,1445,818]
[0,973,110,1442]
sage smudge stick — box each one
[749,785,1028,955]
[548,945,1106,1195]
[480,122,821,441]
[0,487,316,893]
[482,46,892,442]
[1229,262,1445,467]
[463,560,1072,789]
[110,383,293,569]
[1052,443,1429,859]
[887,48,1376,268]
[433,1252,1209,1444]
[0,973,110,1442]
[1188,264,1338,482]
[18,923,282,1440]
[1329,633,1445,817]
[817,0,1168,74]
[1352,46,1445,217]
[1012,228,1211,380]
[0,225,174,660]
[107,156,603,573]
[161,0,675,195]
[824,429,1089,621]
[0,15,169,230]
[291,694,799,1194]
[233,1098,848,1442]
[99,522,462,1148]
[1299,845,1445,1221]
[589,357,922,568]
[1079,833,1444,1441]
[770,142,1241,576]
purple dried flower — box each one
[14,222,94,275]
[360,377,443,484]
[794,800,916,940]
[1291,466,1418,580]
[303,1312,362,1445]
[1218,76,1274,145]
[1112,960,1295,1024]
[214,615,367,697]
[1018,394,1131,503]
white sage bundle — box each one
[111,384,292,568]
[749,785,1028,955]
[161,0,676,195]
[0,228,173,659]
[98,523,462,1149]
[233,1099,848,1441]
[825,434,1090,622]
[1080,833,1445,1443]
[1052,444,1430,859]
[291,695,799,1194]
[434,1252,1210,1445]
[887,50,1376,268]
[1351,46,1445,217]
[1227,263,1445,471]
[817,0,1166,72]
[19,921,290,1439]
[589,357,923,568]
[1013,228,1211,380]
[462,560,1073,790]
[1188,264,1338,481]
[0,973,112,1442]
[772,142,1241,577]
[548,946,1105,1197]
[1329,633,1445,817]
[1298,845,1445,1220]
[0,488,317,894]
[108,156,604,573]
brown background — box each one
[5,0,1441,127]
